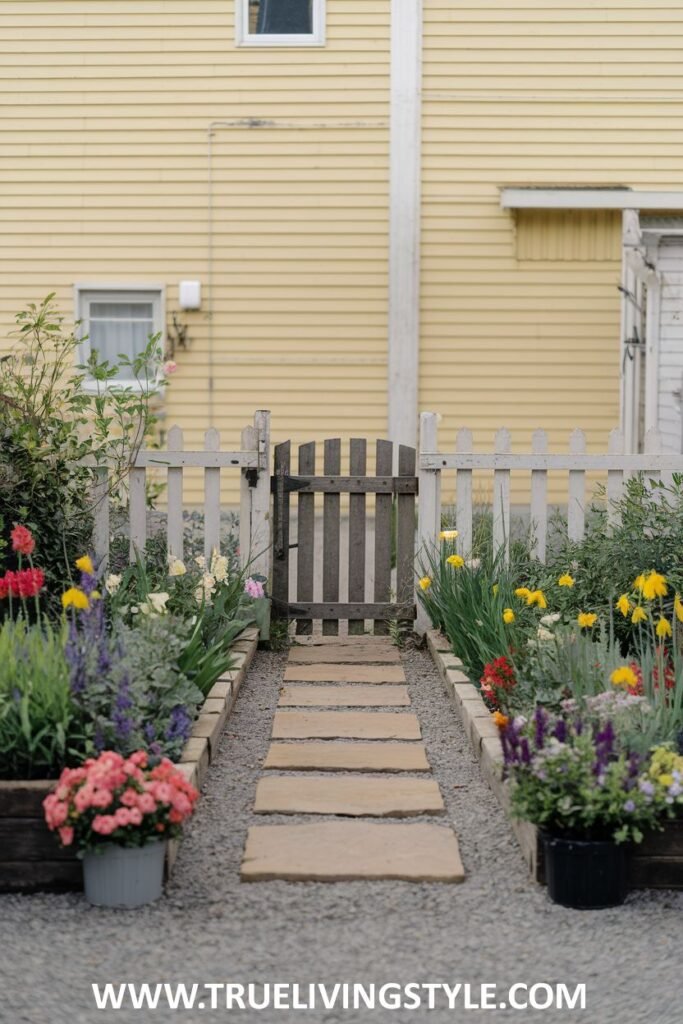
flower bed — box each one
[0,626,259,893]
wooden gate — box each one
[271,438,418,634]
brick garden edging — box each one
[425,629,683,890]
[0,626,260,893]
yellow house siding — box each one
[0,1,391,504]
[421,0,683,503]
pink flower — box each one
[11,525,35,556]
[91,788,113,809]
[114,808,131,828]
[245,577,265,599]
[127,808,143,826]
[92,815,116,836]
[129,751,148,768]
[120,789,139,807]
[153,782,173,804]
[58,826,74,847]
[137,793,157,815]
[74,786,94,813]
[163,360,177,376]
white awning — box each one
[500,188,683,211]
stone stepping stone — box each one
[292,635,394,648]
[241,822,465,882]
[284,664,406,684]
[254,775,445,817]
[272,710,421,740]
[278,685,410,708]
[263,741,431,773]
[288,646,401,664]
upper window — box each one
[237,0,325,47]
[76,286,164,389]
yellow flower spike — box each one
[642,571,668,601]
[616,594,631,618]
[527,590,547,609]
[634,574,646,593]
[446,554,465,569]
[439,529,459,541]
[75,555,94,576]
[418,576,432,591]
[61,587,90,611]
[577,612,598,629]
[558,574,575,588]
[675,594,683,624]
[503,608,515,624]
[656,617,673,639]
[514,587,531,600]
[610,666,638,689]
[631,606,648,625]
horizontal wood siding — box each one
[421,0,683,499]
[0,1,390,504]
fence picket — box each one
[530,429,548,563]
[203,428,221,561]
[322,438,341,636]
[455,428,473,558]
[166,425,184,559]
[374,439,394,635]
[396,444,417,621]
[239,423,258,570]
[607,428,624,529]
[272,441,291,619]
[129,467,147,561]
[416,414,440,634]
[251,410,272,581]
[568,429,586,542]
[296,441,316,636]
[493,428,511,564]
[92,466,110,570]
[347,439,367,635]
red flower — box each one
[480,655,517,709]
[0,577,8,600]
[1,568,45,599]
[10,525,35,556]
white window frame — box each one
[74,283,165,392]
[236,0,325,47]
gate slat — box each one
[129,467,147,561]
[455,428,473,558]
[347,438,367,635]
[568,429,586,543]
[296,441,316,636]
[493,428,511,565]
[530,429,548,563]
[272,441,291,621]
[166,425,184,560]
[396,445,416,619]
[374,439,393,635]
[203,428,221,561]
[322,438,341,636]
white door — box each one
[652,240,683,453]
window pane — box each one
[89,302,154,320]
[89,318,153,379]
[250,0,312,35]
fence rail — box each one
[91,410,271,580]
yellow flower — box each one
[446,554,465,569]
[631,606,648,625]
[418,576,432,591]
[492,584,499,596]
[642,571,668,601]
[61,587,89,611]
[658,774,675,788]
[527,590,547,609]
[616,594,631,618]
[168,558,187,577]
[75,555,94,576]
[90,590,101,601]
[577,612,597,629]
[514,587,531,600]
[503,608,515,624]
[610,666,638,689]
[439,529,458,540]
[634,574,646,593]
[558,574,574,588]
[675,594,683,624]
[656,617,673,639]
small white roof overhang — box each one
[500,188,683,211]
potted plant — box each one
[499,707,673,909]
[44,749,198,908]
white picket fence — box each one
[91,410,271,580]
[416,411,683,569]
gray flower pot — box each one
[83,841,167,908]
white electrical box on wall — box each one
[179,280,201,310]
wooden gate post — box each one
[416,411,441,634]
[240,410,271,583]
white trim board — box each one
[235,0,326,47]
[388,0,422,449]
[501,189,683,211]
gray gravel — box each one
[1,646,682,1024]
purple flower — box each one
[534,706,548,750]
[624,800,636,813]
[553,718,567,744]
[165,705,193,743]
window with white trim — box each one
[76,287,164,388]
[237,0,325,47]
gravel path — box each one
[1,646,682,1024]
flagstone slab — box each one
[278,685,410,708]
[292,636,394,648]
[241,822,465,882]
[288,646,401,664]
[272,711,421,740]
[254,775,445,817]
[284,664,406,684]
[263,742,431,773]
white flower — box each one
[105,573,122,595]
[210,552,228,583]
[535,626,555,644]
[466,558,481,570]
[148,591,170,614]
[539,613,561,627]
[195,555,206,570]
[168,557,186,577]
[195,573,216,606]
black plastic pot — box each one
[542,833,628,910]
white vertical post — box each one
[240,410,272,582]
[530,429,548,563]
[493,428,511,565]
[203,428,221,561]
[568,428,586,543]
[455,428,473,559]
[92,465,110,571]
[239,423,257,575]
[644,427,663,491]
[129,466,147,562]
[416,411,440,634]
[166,425,184,560]
[607,428,624,530]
